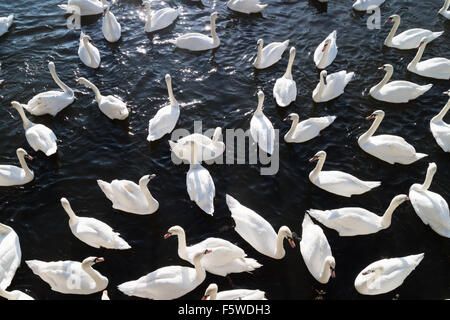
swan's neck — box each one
[275,230,286,259]
[385,18,400,46]
[373,68,392,94]
[380,199,402,228]
[255,96,264,116]
[175,231,188,261]
[365,268,383,289]
[409,44,426,69]
[192,255,207,281]
[210,18,218,43]
[421,168,436,191]
[310,156,325,180]
[0,288,15,300]
[17,152,33,179]
[255,42,263,67]
[209,290,217,300]
[212,128,221,142]
[139,179,157,209]
[83,37,96,66]
[359,115,383,144]
[283,51,295,79]
[0,223,8,233]
[190,142,199,168]
[81,262,105,289]
[432,98,450,122]
[13,104,32,130]
[318,43,330,68]
[285,117,299,140]
[318,258,333,283]
[50,66,72,93]
[314,72,327,100]
[167,80,178,107]
[440,0,450,13]
[63,204,79,223]
[144,4,151,31]
[82,79,102,102]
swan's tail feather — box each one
[306,209,328,224]
[419,84,433,94]
[415,153,428,160]
[225,194,240,210]
[117,281,137,296]
[97,180,113,200]
[6,14,13,27]
[325,115,337,125]
[112,233,131,250]
[242,258,263,272]
[257,4,268,11]
[405,253,425,267]
[366,181,381,189]
[302,213,315,228]
[345,72,355,85]
[282,39,290,48]
[58,4,68,12]
[26,260,46,274]
[428,31,444,43]
[330,30,337,40]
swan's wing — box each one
[273,77,296,106]
[367,134,417,156]
[25,124,57,155]
[110,180,148,211]
[250,114,275,154]
[186,166,215,215]
[0,228,21,289]
[147,105,180,141]
[194,238,247,266]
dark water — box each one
[0,0,449,300]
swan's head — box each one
[16,148,33,161]
[82,34,92,42]
[366,110,384,120]
[386,14,400,24]
[322,39,331,52]
[257,38,263,48]
[48,61,56,72]
[82,257,105,266]
[60,197,73,212]
[257,90,265,103]
[164,225,184,239]
[210,12,218,22]
[202,283,218,300]
[320,70,328,85]
[309,150,326,163]
[10,101,23,110]
[278,226,296,248]
[76,77,88,86]
[326,256,336,278]
[289,46,296,57]
[378,64,393,72]
[427,162,437,176]
[283,113,299,122]
[141,0,150,9]
[391,194,409,206]
[139,174,156,186]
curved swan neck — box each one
[360,114,383,143]
[286,116,299,139]
[193,254,206,280]
[0,288,15,300]
[381,198,402,227]
[12,104,32,129]
[310,155,326,180]
[421,166,436,191]
[440,0,450,13]
[49,64,72,93]
[316,72,327,99]
[318,43,330,68]
[255,93,264,115]
[138,178,157,209]
[144,3,151,31]
[410,43,426,68]
[17,152,33,178]
[165,76,178,106]
[83,37,95,66]
[283,49,295,78]
[81,262,104,288]
[433,97,450,122]
[175,230,188,260]
[210,15,218,43]
[212,127,222,142]
[385,17,400,46]
[373,67,393,93]
[80,78,102,102]
[275,229,287,258]
[255,40,263,67]
[318,257,333,283]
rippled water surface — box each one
[0,0,449,300]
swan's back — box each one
[0,165,29,186]
[25,124,57,156]
[147,105,180,141]
[250,113,275,154]
[314,31,337,68]
[151,8,179,30]
[176,33,218,51]
[0,225,21,289]
[258,40,289,69]
[102,10,121,42]
[186,165,215,215]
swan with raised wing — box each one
[147,74,179,141]
[97,174,159,215]
[369,64,432,103]
[61,197,131,249]
[409,163,450,238]
[358,110,428,164]
[102,3,121,42]
[283,113,336,143]
[77,77,129,120]
[10,102,58,156]
[273,47,297,107]
[253,38,289,69]
[227,0,267,14]
[355,253,424,295]
[250,90,275,154]
[0,148,34,186]
[0,15,13,37]
[143,0,178,33]
[307,194,409,236]
[23,62,74,116]
[0,223,21,290]
[314,30,337,69]
[164,226,262,277]
[175,12,219,51]
[407,37,450,80]
[169,127,225,163]
[226,194,296,259]
[202,283,267,300]
[440,0,450,19]
[430,91,450,152]
[117,249,211,300]
[78,32,101,68]
[300,214,336,284]
[26,257,108,294]
[384,14,443,50]
[309,150,381,197]
[312,70,354,103]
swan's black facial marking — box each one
[164,232,172,239]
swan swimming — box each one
[314,30,337,69]
[358,110,428,165]
[312,70,354,103]
[250,90,275,154]
[439,0,450,19]
[175,12,219,51]
[0,148,34,186]
[407,37,450,80]
[283,113,336,143]
[102,3,121,42]
[273,47,297,107]
[78,32,101,69]
[227,0,268,14]
[0,15,13,37]
[143,0,179,33]
[309,150,381,197]
[23,62,75,116]
[253,38,289,69]
[202,283,267,300]
[58,0,107,16]
[430,91,450,153]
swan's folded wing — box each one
[369,134,416,156]
[148,105,179,140]
[250,115,275,154]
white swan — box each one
[227,0,267,14]
[0,223,21,290]
[226,194,296,259]
[26,257,108,295]
[430,91,450,153]
[58,0,107,16]
[164,226,262,277]
[300,214,336,284]
[283,113,336,143]
[147,74,179,141]
[202,283,267,300]
[185,141,215,215]
[101,290,109,300]
[102,4,121,42]
[253,38,289,69]
[358,110,428,164]
[384,14,443,50]
[439,0,450,19]
[309,150,381,197]
[312,70,354,103]
[307,194,409,236]
[354,253,424,295]
[143,0,179,33]
[61,197,131,249]
[273,47,297,107]
[77,77,129,120]
[0,15,13,37]
[78,32,101,69]
[169,127,225,163]
[352,0,385,11]
[175,12,219,51]
[314,30,337,69]
[409,163,450,238]
[97,174,159,215]
[407,37,450,80]
[0,287,34,300]
[0,148,34,186]
[250,90,275,155]
[23,62,74,116]
[11,102,58,156]
[369,64,432,103]
[117,249,211,300]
